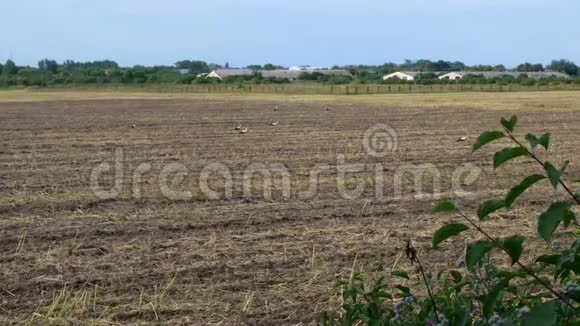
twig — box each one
[456,210,576,310]
[405,240,439,322]
[506,132,580,206]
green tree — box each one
[174,60,210,75]
[2,59,17,75]
[246,64,262,70]
[548,59,578,76]
[494,64,507,71]
[517,62,544,72]
[38,59,59,74]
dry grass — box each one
[0,92,579,324]
[2,89,580,110]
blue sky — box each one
[1,0,579,68]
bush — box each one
[322,115,579,325]
[517,78,537,86]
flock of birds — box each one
[129,104,470,142]
[233,105,281,135]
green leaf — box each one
[544,161,568,190]
[449,270,463,283]
[502,235,524,265]
[537,133,550,150]
[525,133,550,150]
[465,240,494,272]
[500,115,518,133]
[477,199,505,220]
[563,210,576,228]
[395,285,410,295]
[538,202,572,243]
[522,301,557,326]
[483,278,510,317]
[535,254,560,265]
[452,306,472,326]
[433,224,469,248]
[544,162,561,190]
[472,131,506,152]
[505,174,546,208]
[431,200,457,214]
[525,133,539,149]
[391,271,409,280]
[497,270,526,279]
[493,147,529,169]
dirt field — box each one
[0,92,579,325]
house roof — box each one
[443,71,570,79]
[525,71,570,79]
[385,71,421,77]
[211,69,254,78]
[209,69,352,79]
[286,69,353,77]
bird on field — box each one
[234,124,241,130]
[270,121,279,126]
[131,124,136,129]
[326,107,331,111]
[274,105,279,112]
[240,127,248,134]
[456,136,469,142]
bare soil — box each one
[0,98,578,325]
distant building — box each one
[206,68,352,80]
[438,72,464,80]
[206,69,254,79]
[382,72,420,81]
[526,71,571,79]
[289,65,325,71]
[438,71,570,80]
[178,69,190,75]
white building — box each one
[289,65,324,71]
[438,72,464,80]
[206,69,254,80]
[438,71,570,80]
[383,72,420,81]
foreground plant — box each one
[322,115,579,325]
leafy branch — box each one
[432,201,575,310]
[433,114,579,314]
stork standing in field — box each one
[240,127,248,134]
[274,105,279,112]
[131,124,136,129]
[456,136,469,142]
[270,121,279,126]
[234,124,241,130]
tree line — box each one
[0,58,578,87]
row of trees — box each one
[0,58,578,87]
